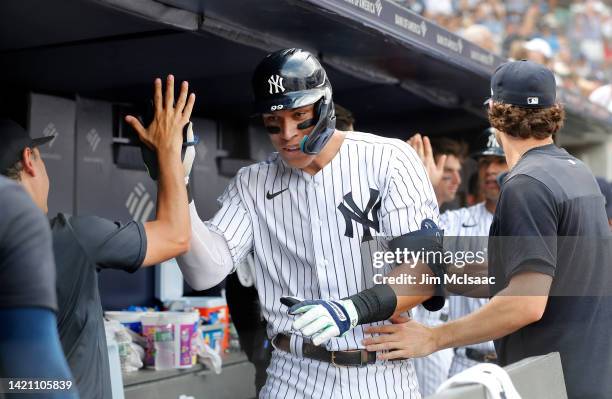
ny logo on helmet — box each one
[268,75,285,94]
[487,132,500,148]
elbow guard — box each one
[389,218,446,311]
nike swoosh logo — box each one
[462,223,477,228]
[266,188,288,200]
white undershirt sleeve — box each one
[175,202,235,291]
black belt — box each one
[455,347,498,363]
[273,334,377,367]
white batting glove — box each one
[281,296,359,346]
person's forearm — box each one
[387,262,436,315]
[434,294,536,350]
[436,270,551,350]
[445,261,489,297]
[156,151,190,245]
[342,261,435,326]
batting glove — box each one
[141,121,199,183]
[182,122,196,184]
[281,296,359,346]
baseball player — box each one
[445,129,507,376]
[405,135,466,396]
[175,48,447,398]
[412,129,509,377]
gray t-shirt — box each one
[0,176,57,311]
[489,144,612,399]
[51,214,146,399]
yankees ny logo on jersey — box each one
[268,74,285,94]
[337,188,381,242]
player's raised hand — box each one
[407,133,446,187]
[363,318,438,360]
[125,75,196,156]
[281,296,359,346]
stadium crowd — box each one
[395,0,612,111]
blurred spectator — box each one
[540,17,561,54]
[508,39,528,60]
[524,38,553,65]
[424,0,453,18]
[589,82,612,112]
[462,24,498,53]
[395,0,612,106]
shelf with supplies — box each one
[123,351,255,399]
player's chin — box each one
[445,190,458,202]
[280,151,313,169]
[485,187,500,198]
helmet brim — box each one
[253,89,325,114]
[471,149,505,159]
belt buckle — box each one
[331,351,348,368]
[331,350,368,368]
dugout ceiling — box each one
[0,0,610,143]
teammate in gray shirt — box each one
[0,75,195,399]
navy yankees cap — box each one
[486,60,556,108]
[0,119,55,173]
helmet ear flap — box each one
[300,95,336,155]
[296,97,326,130]
[297,118,316,130]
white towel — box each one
[436,363,521,399]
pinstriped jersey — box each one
[439,202,491,237]
[440,202,495,353]
[207,131,439,351]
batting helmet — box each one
[252,48,336,155]
[471,127,505,158]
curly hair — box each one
[487,102,565,140]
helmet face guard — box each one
[252,48,336,155]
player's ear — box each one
[20,147,37,177]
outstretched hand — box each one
[407,133,446,187]
[125,75,196,156]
